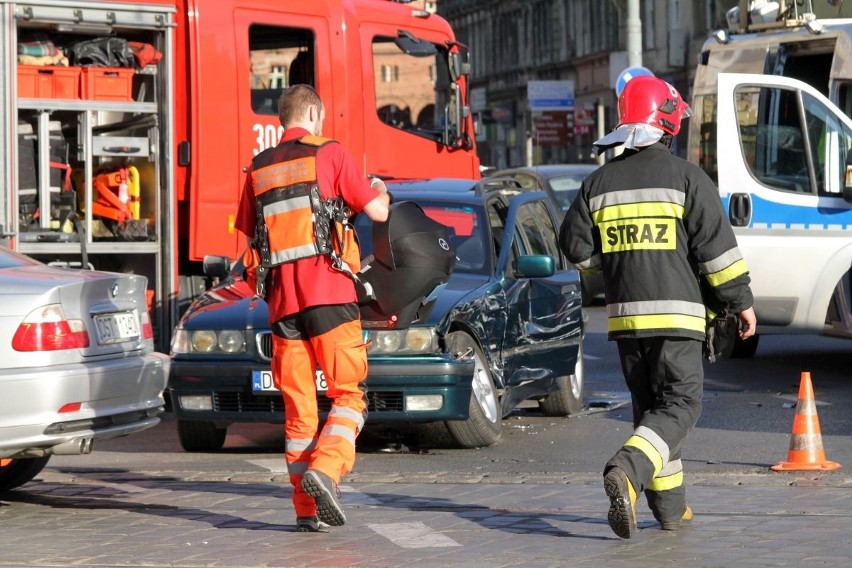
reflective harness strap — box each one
[249,136,361,298]
[324,197,360,282]
[252,195,358,298]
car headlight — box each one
[191,330,217,353]
[366,327,437,355]
[171,328,246,355]
[218,329,245,353]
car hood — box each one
[179,272,489,332]
[419,272,489,327]
[178,277,269,331]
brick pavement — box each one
[1,467,851,567]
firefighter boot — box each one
[302,469,346,526]
[604,466,638,539]
[660,505,693,531]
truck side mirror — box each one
[394,30,437,57]
[443,83,472,149]
[449,49,470,81]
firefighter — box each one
[559,75,756,539]
[236,84,390,532]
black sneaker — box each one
[604,466,638,539]
[296,516,330,533]
[301,469,346,526]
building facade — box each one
[439,0,741,167]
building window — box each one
[381,64,400,83]
[269,65,285,89]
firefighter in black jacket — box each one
[559,75,756,539]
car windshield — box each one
[355,200,490,275]
[547,175,587,210]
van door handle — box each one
[729,193,751,227]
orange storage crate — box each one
[17,65,81,99]
[81,67,134,101]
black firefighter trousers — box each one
[607,336,703,524]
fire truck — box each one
[688,0,852,356]
[0,0,479,349]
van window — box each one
[802,93,852,196]
[691,94,718,185]
[372,37,449,142]
[249,25,315,116]
[734,85,813,195]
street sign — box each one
[532,111,571,145]
[527,80,574,111]
[615,66,654,97]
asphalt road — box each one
[47,305,852,484]
[4,306,852,568]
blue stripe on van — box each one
[721,194,852,230]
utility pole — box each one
[626,0,642,68]
[604,0,643,164]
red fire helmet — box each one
[617,75,693,136]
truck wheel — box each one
[539,343,585,416]
[731,334,760,358]
[177,420,227,452]
[0,456,51,494]
[444,331,502,448]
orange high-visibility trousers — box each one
[271,303,368,517]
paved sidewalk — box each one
[1,468,850,567]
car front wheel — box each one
[177,420,227,452]
[539,342,585,416]
[0,456,51,494]
[444,331,502,448]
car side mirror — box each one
[202,255,231,278]
[513,255,554,278]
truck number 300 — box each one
[252,123,285,155]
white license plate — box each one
[94,312,140,344]
[252,370,327,393]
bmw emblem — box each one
[110,283,119,298]
[438,238,449,251]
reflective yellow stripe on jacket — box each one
[608,299,707,334]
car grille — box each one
[256,332,273,361]
[212,390,404,413]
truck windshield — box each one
[372,37,451,144]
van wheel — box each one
[444,331,502,448]
[731,334,760,358]
[177,420,227,452]
[539,343,585,416]
[0,456,51,495]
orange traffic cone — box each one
[771,372,841,472]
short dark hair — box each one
[278,84,322,128]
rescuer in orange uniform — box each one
[236,84,390,532]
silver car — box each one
[0,246,169,494]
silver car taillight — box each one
[11,304,90,351]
